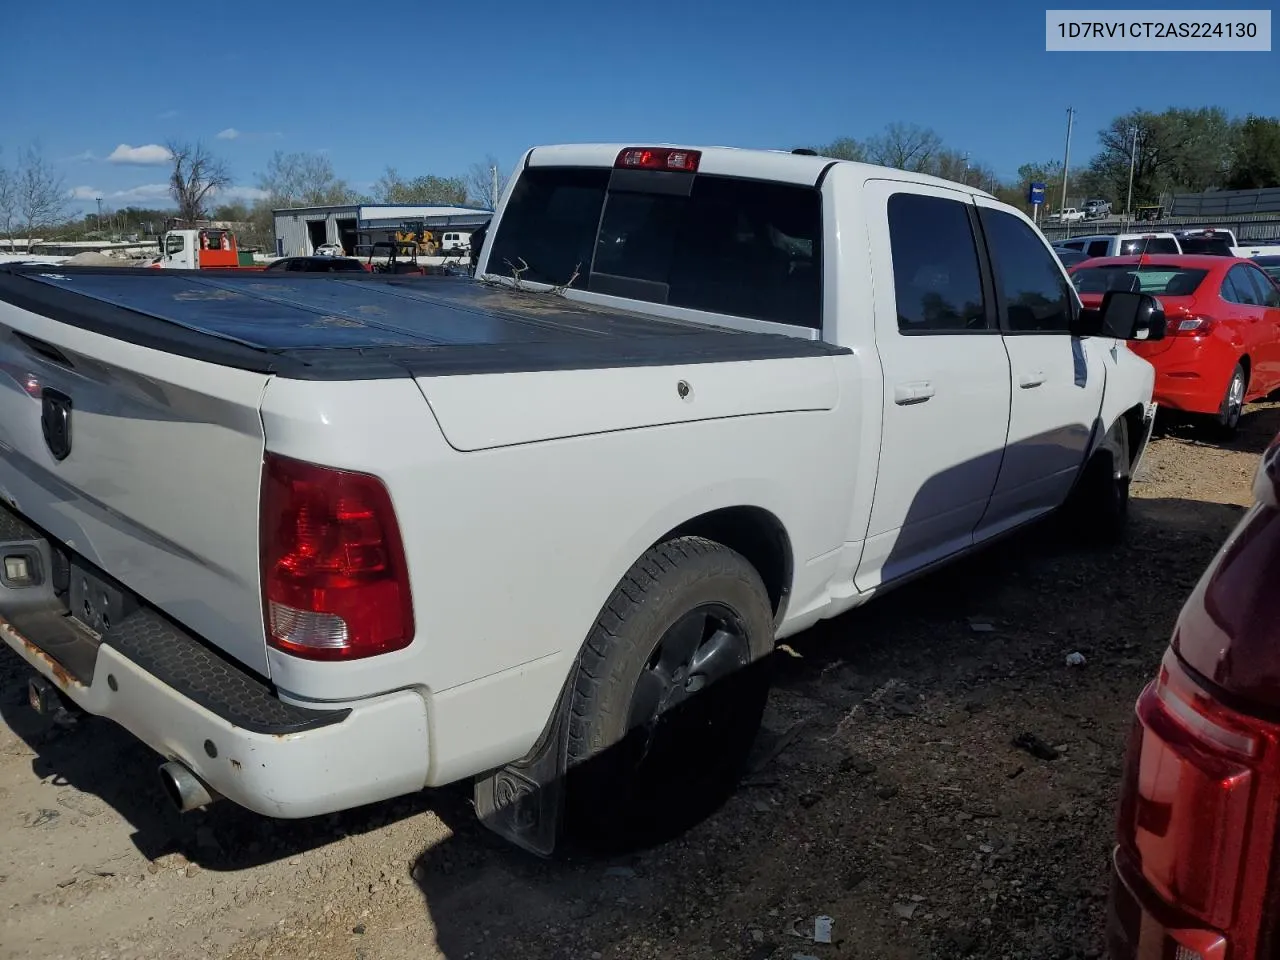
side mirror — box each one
[1071,291,1166,342]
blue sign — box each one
[1028,182,1047,206]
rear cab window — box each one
[1178,236,1235,256]
[486,164,823,329]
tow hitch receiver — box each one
[27,675,81,726]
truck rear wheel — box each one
[564,536,775,852]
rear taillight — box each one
[614,147,701,172]
[1112,650,1279,957]
[260,453,414,661]
[1170,315,1216,336]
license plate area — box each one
[69,562,137,637]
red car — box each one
[1070,255,1280,435]
[1107,433,1280,960]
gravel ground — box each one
[2,401,1277,960]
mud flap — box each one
[471,669,574,858]
[1130,404,1158,479]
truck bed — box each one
[0,266,847,379]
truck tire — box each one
[564,536,775,851]
[1065,420,1131,546]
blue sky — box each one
[2,0,1275,212]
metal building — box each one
[272,203,494,257]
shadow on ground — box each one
[405,494,1248,960]
[1155,398,1280,454]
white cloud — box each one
[66,183,267,207]
[215,128,241,141]
[106,143,173,166]
[68,183,172,204]
[214,185,269,202]
[65,150,97,163]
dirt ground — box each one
[3,402,1277,960]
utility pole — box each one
[962,151,970,185]
[1125,125,1138,221]
[1060,107,1075,213]
[490,165,499,210]
[95,197,103,236]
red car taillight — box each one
[259,453,414,661]
[1112,650,1280,959]
[1169,315,1216,337]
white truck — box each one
[1047,207,1086,223]
[1173,227,1280,259]
[0,143,1163,856]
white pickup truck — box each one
[1174,227,1280,259]
[0,142,1162,856]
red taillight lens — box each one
[614,147,701,172]
[260,453,414,661]
[1170,315,1215,336]
[1117,651,1271,932]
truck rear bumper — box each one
[0,507,430,819]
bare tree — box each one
[257,150,357,207]
[16,147,67,245]
[464,155,509,209]
[0,151,16,248]
[167,140,231,225]
[813,137,867,161]
[865,123,944,172]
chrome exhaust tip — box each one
[158,761,219,812]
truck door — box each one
[971,197,1106,538]
[159,231,196,269]
[854,182,1012,591]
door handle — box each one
[1018,372,1047,389]
[894,381,935,405]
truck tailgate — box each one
[0,298,273,675]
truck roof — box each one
[524,143,998,197]
[0,265,847,381]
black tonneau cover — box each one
[0,266,847,380]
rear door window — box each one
[1086,239,1112,258]
[885,192,988,333]
[1223,265,1263,306]
[1242,266,1280,307]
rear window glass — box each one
[1178,237,1235,256]
[487,166,610,286]
[1116,237,1179,255]
[1071,265,1209,297]
[488,166,823,328]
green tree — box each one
[1087,107,1236,207]
[1226,115,1280,189]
